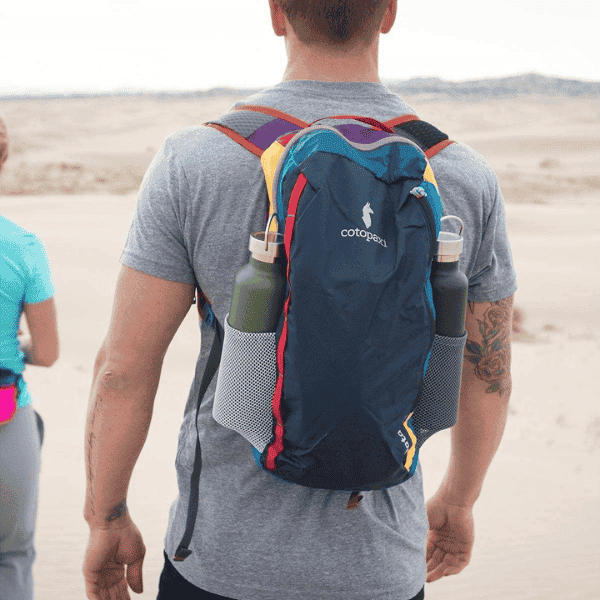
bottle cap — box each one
[249,231,284,263]
[436,216,464,262]
[249,213,283,263]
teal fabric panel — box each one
[277,129,429,219]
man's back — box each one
[120,80,516,600]
[83,4,516,599]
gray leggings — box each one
[0,404,42,600]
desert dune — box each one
[1,85,599,599]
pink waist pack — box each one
[0,369,19,425]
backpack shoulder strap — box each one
[204,105,308,158]
[384,115,454,159]
[206,106,454,160]
[174,316,224,562]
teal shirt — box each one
[1,215,55,408]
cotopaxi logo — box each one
[341,227,388,248]
[341,202,388,247]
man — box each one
[83,1,516,599]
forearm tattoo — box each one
[86,394,128,523]
[464,298,513,398]
[107,501,128,522]
[86,395,100,516]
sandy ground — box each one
[1,93,599,204]
[1,94,599,599]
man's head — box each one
[271,0,395,51]
[0,116,8,174]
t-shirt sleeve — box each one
[120,137,196,285]
[23,234,55,304]
[467,175,517,303]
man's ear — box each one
[381,0,397,34]
[269,0,287,37]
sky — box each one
[1,0,598,96]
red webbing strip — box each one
[425,138,454,159]
[232,104,309,129]
[204,123,263,157]
[266,173,308,471]
[384,114,420,128]
[312,115,395,133]
[278,133,297,148]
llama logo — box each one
[340,201,387,247]
[362,202,374,229]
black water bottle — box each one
[228,215,287,333]
[430,216,468,337]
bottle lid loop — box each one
[436,215,464,262]
[441,215,464,237]
[250,213,283,263]
[264,213,279,251]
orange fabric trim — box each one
[384,114,420,128]
[232,104,309,128]
[204,123,263,157]
[425,139,454,159]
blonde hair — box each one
[0,115,8,173]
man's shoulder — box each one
[437,141,497,173]
[432,141,500,198]
[158,89,500,206]
[166,123,227,150]
[164,122,255,167]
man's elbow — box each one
[93,349,159,396]
[93,344,109,377]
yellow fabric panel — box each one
[423,164,439,191]
[261,141,286,230]
[403,413,418,472]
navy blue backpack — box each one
[174,107,466,561]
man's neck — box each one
[281,40,381,83]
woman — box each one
[0,115,59,600]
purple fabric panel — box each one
[333,124,392,145]
[247,119,301,150]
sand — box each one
[1,93,599,599]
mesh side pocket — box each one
[413,332,467,450]
[213,316,277,453]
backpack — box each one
[174,106,467,561]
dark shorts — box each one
[157,551,425,600]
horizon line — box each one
[1,71,598,100]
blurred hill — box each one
[1,73,598,101]
[385,72,599,99]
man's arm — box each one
[83,265,194,600]
[84,265,194,525]
[426,294,514,582]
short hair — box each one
[0,116,8,173]
[275,0,389,49]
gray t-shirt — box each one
[121,80,517,600]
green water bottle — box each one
[228,215,287,333]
